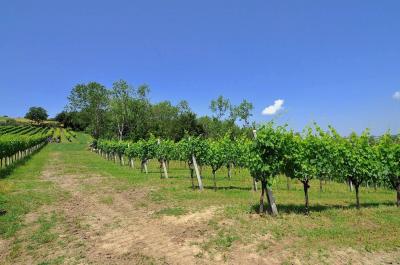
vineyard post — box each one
[120,153,124,166]
[192,155,203,191]
[157,139,168,178]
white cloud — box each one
[262,99,284,115]
[393,91,400,100]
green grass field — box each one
[0,133,399,264]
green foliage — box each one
[0,131,52,159]
[205,139,226,173]
[25,107,48,124]
[248,122,287,182]
[377,133,400,190]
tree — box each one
[150,101,179,139]
[172,112,204,141]
[210,96,231,120]
[25,107,48,124]
[67,82,109,139]
[232,99,254,127]
[110,80,135,140]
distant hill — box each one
[0,116,59,126]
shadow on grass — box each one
[0,147,45,179]
[0,158,30,179]
[250,201,396,214]
[203,185,253,191]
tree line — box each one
[56,80,254,141]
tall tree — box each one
[210,95,231,120]
[232,99,254,127]
[110,80,135,140]
[150,101,179,139]
[68,82,109,139]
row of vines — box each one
[0,127,54,169]
[92,122,400,215]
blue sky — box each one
[1,0,399,135]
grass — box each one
[155,207,187,217]
[71,142,399,256]
[0,145,61,238]
[0,132,399,263]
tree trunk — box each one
[302,180,310,214]
[396,183,400,208]
[319,179,323,192]
[213,171,217,191]
[287,177,291,190]
[228,163,232,179]
[349,178,353,192]
[355,184,360,209]
[259,180,266,214]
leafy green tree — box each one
[150,101,179,139]
[172,112,204,141]
[25,107,48,124]
[232,99,254,127]
[210,95,231,120]
[67,82,109,139]
[110,80,135,140]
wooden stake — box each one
[192,155,203,191]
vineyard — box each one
[0,125,76,170]
[0,128,399,264]
[93,122,400,214]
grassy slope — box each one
[0,133,399,263]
